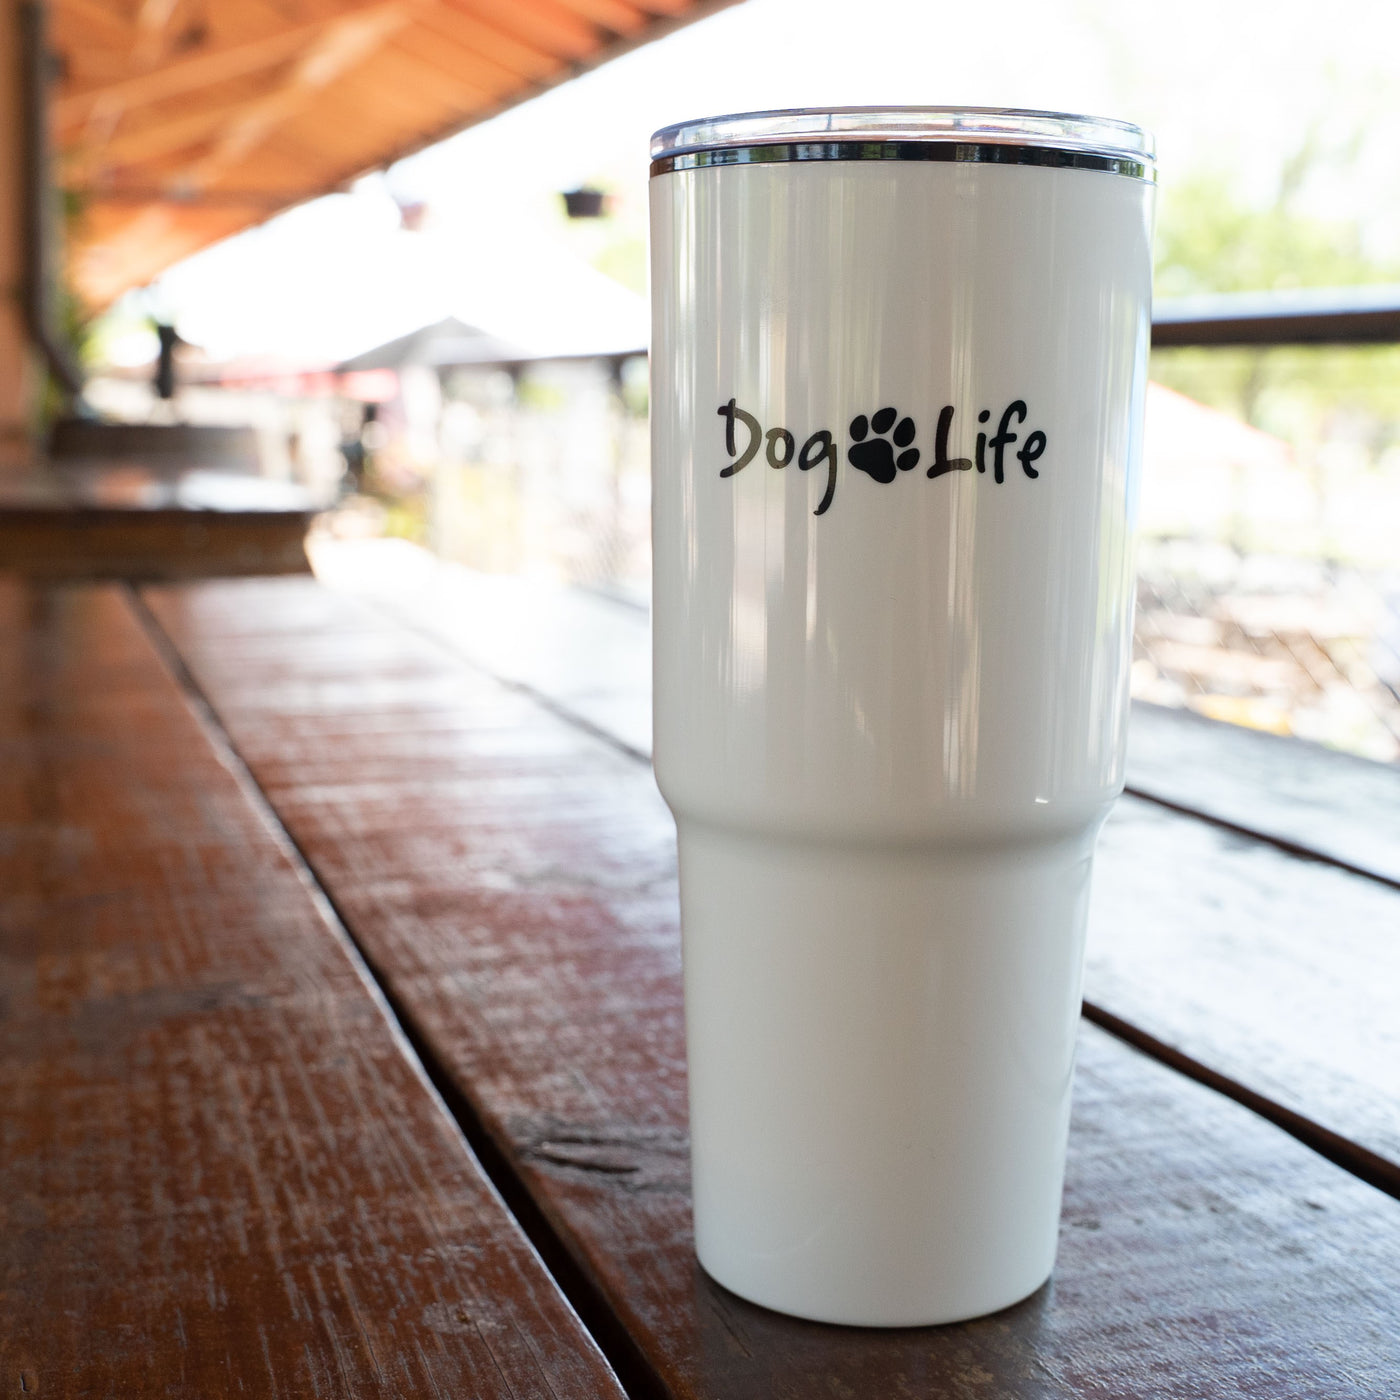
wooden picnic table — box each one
[0,461,325,580]
[3,568,1399,1398]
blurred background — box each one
[6,0,1400,760]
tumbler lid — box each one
[650,107,1155,181]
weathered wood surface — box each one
[302,563,1400,1174]
[1087,794,1400,1180]
[0,462,323,579]
[0,581,625,1398]
[145,575,1400,1399]
[0,509,312,579]
[1126,699,1400,888]
[308,547,653,756]
[314,552,1400,884]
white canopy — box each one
[157,187,648,368]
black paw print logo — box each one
[848,407,919,484]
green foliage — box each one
[590,233,646,296]
[1150,342,1400,462]
[516,375,567,412]
[1154,172,1386,299]
[1151,159,1400,453]
[379,496,428,543]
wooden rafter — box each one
[414,2,562,81]
[548,0,649,36]
[53,0,736,306]
[451,0,599,62]
[55,0,133,54]
[55,1,401,132]
[133,0,182,66]
[55,0,134,49]
[180,4,414,190]
[65,97,267,179]
[136,0,180,37]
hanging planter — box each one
[562,188,607,219]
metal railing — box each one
[1152,286,1400,347]
[1138,286,1400,761]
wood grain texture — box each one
[145,575,1400,1399]
[1086,794,1400,1176]
[310,563,1400,1172]
[0,581,625,1399]
[0,508,313,579]
[318,559,1400,886]
[1125,700,1400,887]
[55,0,734,306]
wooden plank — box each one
[303,565,1400,1172]
[422,1,566,81]
[180,6,416,192]
[0,509,314,579]
[144,576,1400,1399]
[54,2,395,130]
[56,0,729,307]
[451,0,602,60]
[319,564,1400,1171]
[67,96,272,178]
[314,557,1400,886]
[548,0,651,37]
[305,559,653,755]
[53,0,136,58]
[1087,792,1400,1177]
[0,581,625,1399]
[1126,700,1400,887]
[387,23,521,102]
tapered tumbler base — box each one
[677,819,1096,1327]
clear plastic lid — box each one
[650,106,1154,177]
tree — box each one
[1151,158,1400,457]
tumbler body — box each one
[649,112,1154,1326]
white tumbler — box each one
[649,108,1154,1327]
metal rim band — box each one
[650,140,1154,182]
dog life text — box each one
[716,399,1047,517]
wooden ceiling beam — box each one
[180,4,413,191]
[71,202,249,306]
[450,0,599,62]
[548,0,650,35]
[628,0,705,13]
[427,2,563,81]
[340,40,486,124]
[65,97,264,178]
[55,0,399,132]
[136,0,180,30]
[133,0,182,65]
[384,26,515,104]
[55,0,134,50]
[57,0,729,305]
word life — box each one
[717,399,1047,516]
